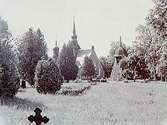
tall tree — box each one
[135,25,159,80]
[17,28,47,86]
[146,0,167,60]
[146,0,167,42]
[81,56,96,80]
[0,17,19,97]
[135,0,167,80]
[58,43,78,82]
[135,25,153,56]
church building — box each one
[69,21,104,79]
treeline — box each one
[0,0,167,98]
[0,17,81,97]
[100,0,167,81]
[0,16,99,98]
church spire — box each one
[119,36,123,47]
[70,20,80,49]
[73,20,76,36]
[71,20,77,40]
[55,41,58,47]
[120,36,122,43]
[69,20,81,58]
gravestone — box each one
[28,108,49,125]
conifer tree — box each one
[58,43,78,82]
[0,17,19,97]
[81,56,95,80]
[18,28,47,86]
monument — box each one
[110,37,125,81]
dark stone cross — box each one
[28,108,49,125]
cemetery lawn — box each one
[0,81,167,125]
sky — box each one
[0,0,154,57]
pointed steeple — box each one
[73,20,76,36]
[55,41,58,47]
[69,20,81,58]
[71,20,77,40]
[70,20,80,50]
[119,36,122,47]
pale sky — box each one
[0,0,153,57]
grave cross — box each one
[28,108,49,125]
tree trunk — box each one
[153,67,156,80]
[161,73,163,81]
[133,71,136,82]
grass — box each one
[0,81,167,125]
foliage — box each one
[17,28,48,86]
[135,25,153,56]
[121,54,150,80]
[136,56,150,80]
[157,54,167,81]
[134,0,167,80]
[0,17,19,97]
[146,0,167,40]
[120,57,128,71]
[121,55,138,80]
[109,41,128,58]
[99,56,113,78]
[58,43,78,82]
[81,56,96,80]
[35,58,63,94]
[135,25,161,80]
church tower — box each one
[69,20,80,58]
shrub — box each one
[34,58,63,94]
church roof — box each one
[77,49,92,57]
